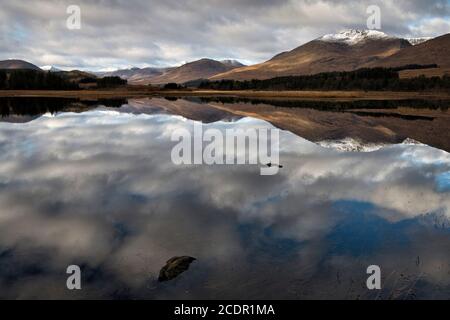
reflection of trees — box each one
[0,97,128,117]
[196,96,450,111]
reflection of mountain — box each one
[121,98,243,123]
[119,97,450,153]
[2,97,449,154]
[191,98,450,153]
[0,97,243,124]
[316,137,423,152]
[0,97,128,123]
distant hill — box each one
[54,70,97,83]
[141,59,245,85]
[99,67,174,84]
[0,59,42,71]
[211,30,412,81]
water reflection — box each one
[0,97,127,122]
[0,101,449,299]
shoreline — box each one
[1,89,450,100]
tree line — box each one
[197,67,450,91]
[0,70,78,90]
[79,76,127,88]
[0,70,128,90]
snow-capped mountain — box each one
[220,60,246,68]
[318,29,395,45]
[41,66,62,72]
[211,29,411,81]
[406,37,432,46]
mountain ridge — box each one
[2,30,448,85]
[134,58,245,85]
[210,29,413,81]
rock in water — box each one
[158,256,196,282]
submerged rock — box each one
[158,256,196,282]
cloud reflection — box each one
[0,105,449,299]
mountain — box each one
[99,67,174,84]
[220,60,246,68]
[97,67,140,78]
[406,37,432,46]
[0,59,42,71]
[126,68,174,84]
[211,30,412,80]
[143,58,245,85]
[367,33,450,69]
[97,60,244,85]
[41,66,62,72]
[54,70,97,82]
[48,66,62,72]
[318,29,396,45]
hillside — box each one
[148,58,244,84]
[367,33,450,69]
[100,67,174,84]
[211,30,411,81]
[0,59,42,71]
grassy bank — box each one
[1,89,450,100]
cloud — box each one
[410,17,450,37]
[0,0,449,70]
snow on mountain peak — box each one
[41,65,62,72]
[318,29,394,45]
[220,59,245,67]
[406,37,432,46]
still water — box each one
[0,98,449,299]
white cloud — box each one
[410,17,450,37]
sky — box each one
[0,0,449,71]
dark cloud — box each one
[0,0,449,70]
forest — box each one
[0,70,127,90]
[197,67,450,91]
[0,69,78,90]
